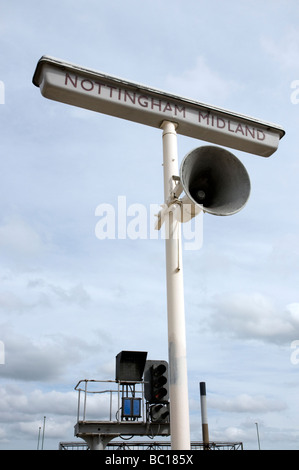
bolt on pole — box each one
[161,120,191,450]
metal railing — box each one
[74,379,146,423]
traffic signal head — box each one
[144,360,169,404]
[150,403,169,423]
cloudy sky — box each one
[1,0,299,450]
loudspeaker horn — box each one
[179,145,251,216]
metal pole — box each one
[83,380,87,421]
[199,382,209,449]
[41,416,46,450]
[37,426,41,450]
[161,120,191,450]
[77,389,81,422]
[255,422,261,450]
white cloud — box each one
[0,382,123,446]
[47,282,90,307]
[0,386,77,419]
[0,325,105,382]
[19,417,73,440]
[0,291,28,313]
[0,385,78,446]
[0,271,91,316]
[0,333,68,381]
[0,216,46,258]
[209,292,297,344]
[209,393,286,413]
[287,303,299,324]
[268,234,299,280]
[0,216,56,272]
[221,426,247,443]
[261,27,299,69]
[165,56,240,105]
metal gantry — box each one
[71,378,243,451]
[59,440,243,450]
[74,379,170,450]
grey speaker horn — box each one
[179,145,251,216]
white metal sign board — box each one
[33,56,285,157]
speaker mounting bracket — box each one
[155,175,184,231]
[170,175,183,200]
